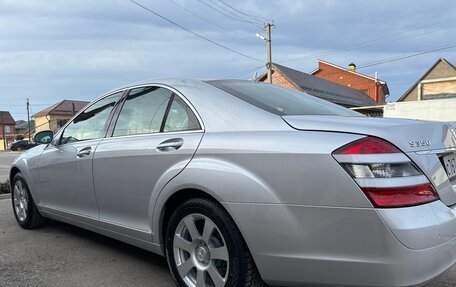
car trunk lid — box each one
[282,115,456,153]
[283,115,456,206]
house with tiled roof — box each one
[0,111,16,150]
[33,100,89,132]
[257,63,378,108]
[310,60,389,104]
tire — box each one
[165,198,265,287]
[11,173,47,229]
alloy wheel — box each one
[173,213,229,287]
[13,180,29,222]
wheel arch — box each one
[9,157,41,204]
[10,166,21,184]
[157,187,221,253]
[152,157,282,247]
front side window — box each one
[60,92,123,144]
[4,125,10,133]
[113,87,173,137]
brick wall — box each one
[313,62,385,104]
[264,70,298,90]
[0,124,16,135]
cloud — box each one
[1,0,456,120]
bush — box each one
[0,180,10,194]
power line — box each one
[196,0,262,28]
[317,25,456,63]
[167,0,245,38]
[215,0,272,23]
[294,42,456,84]
[225,64,265,78]
[358,43,456,69]
[280,17,456,64]
[271,42,456,86]
[129,0,262,62]
[206,0,263,26]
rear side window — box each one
[113,86,201,137]
[113,87,172,137]
[206,80,361,116]
[164,97,201,132]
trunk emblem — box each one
[409,140,431,148]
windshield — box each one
[206,80,362,117]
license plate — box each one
[443,153,456,181]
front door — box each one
[36,92,124,218]
[92,86,204,233]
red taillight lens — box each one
[361,183,439,208]
[334,137,400,155]
[333,137,440,208]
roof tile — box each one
[33,100,90,118]
[272,63,378,107]
[0,111,16,125]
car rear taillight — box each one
[333,137,439,208]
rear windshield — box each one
[206,80,361,116]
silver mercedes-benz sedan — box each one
[10,79,456,287]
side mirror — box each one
[33,130,54,145]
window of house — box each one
[60,91,123,144]
[57,119,69,129]
[4,125,10,133]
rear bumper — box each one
[223,201,456,287]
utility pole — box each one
[1,113,5,151]
[257,22,274,83]
[27,98,31,140]
[266,23,272,83]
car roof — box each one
[100,78,290,133]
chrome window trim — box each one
[51,82,205,145]
[101,129,204,141]
[117,83,205,133]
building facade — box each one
[0,111,16,150]
[310,60,389,104]
[397,58,456,102]
[382,58,456,122]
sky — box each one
[1,0,456,121]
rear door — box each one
[92,86,204,235]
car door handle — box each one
[77,147,92,158]
[157,138,184,152]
